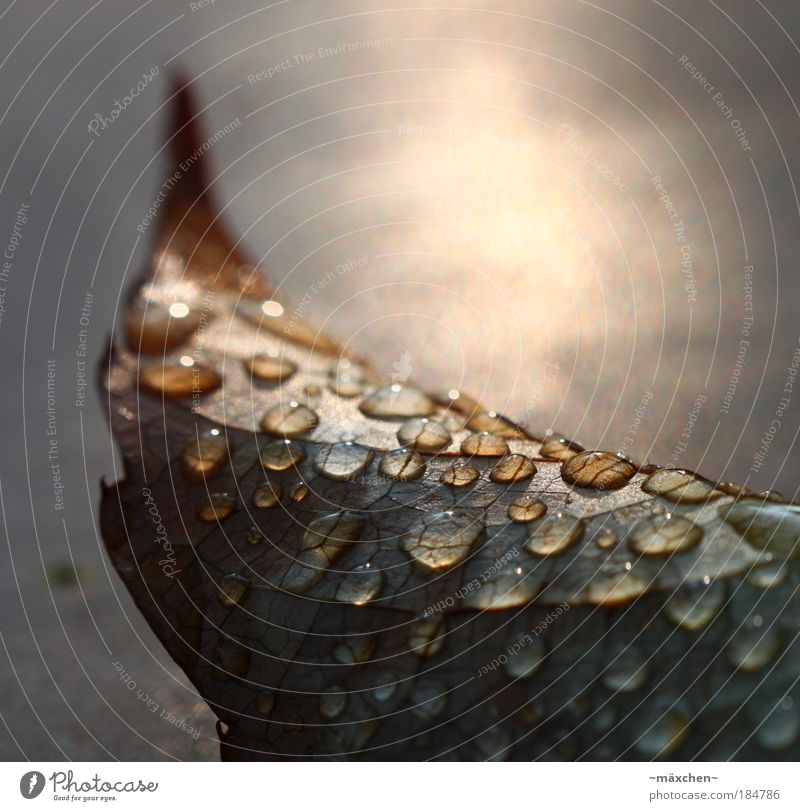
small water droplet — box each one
[214,638,250,679]
[634,712,689,758]
[628,514,704,556]
[722,500,800,558]
[408,617,446,658]
[126,301,202,354]
[244,354,297,383]
[359,385,435,419]
[289,482,309,502]
[504,638,545,679]
[440,463,479,488]
[727,625,782,672]
[261,402,319,438]
[561,451,636,491]
[461,432,509,457]
[217,574,250,607]
[664,580,726,630]
[748,561,789,590]
[507,496,547,523]
[256,692,275,714]
[379,448,427,481]
[756,700,800,750]
[260,438,306,471]
[197,493,236,523]
[252,482,282,508]
[371,674,398,702]
[335,563,384,605]
[329,363,366,398]
[397,417,451,453]
[538,433,584,460]
[524,515,585,556]
[402,512,483,570]
[602,649,649,692]
[333,636,377,664]
[140,362,221,398]
[410,681,448,719]
[641,469,720,504]
[489,454,537,483]
[319,688,348,720]
[303,512,366,559]
[313,442,374,481]
[595,531,618,549]
[182,429,229,483]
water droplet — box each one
[217,574,250,607]
[602,649,649,692]
[182,429,229,483]
[489,454,537,483]
[333,636,377,665]
[464,562,541,610]
[319,688,347,720]
[397,417,451,453]
[410,681,448,719]
[561,451,636,491]
[335,563,384,605]
[474,728,512,761]
[467,411,526,439]
[261,402,319,438]
[303,512,366,560]
[440,463,479,488]
[634,712,689,758]
[140,362,221,398]
[727,625,782,672]
[538,433,584,460]
[595,531,618,549]
[748,561,789,590]
[256,692,275,714]
[237,299,339,353]
[461,431,509,457]
[329,363,365,398]
[244,354,297,383]
[722,500,800,557]
[628,514,703,556]
[584,560,651,605]
[359,385,435,419]
[524,515,585,556]
[313,442,374,481]
[402,512,483,570]
[197,493,236,523]
[371,674,398,703]
[246,528,263,545]
[214,638,250,679]
[289,482,309,502]
[504,638,545,679]
[664,580,726,630]
[126,302,202,354]
[408,617,446,658]
[507,496,547,523]
[252,482,282,508]
[641,469,720,504]
[756,700,800,750]
[379,448,427,481]
[260,438,306,471]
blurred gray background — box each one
[0,0,799,759]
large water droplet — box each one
[359,385,435,419]
[628,514,704,556]
[463,563,541,610]
[440,463,479,488]
[260,438,306,471]
[182,429,229,483]
[524,515,585,556]
[252,482,282,508]
[561,451,636,490]
[507,496,547,523]
[641,469,720,504]
[489,454,537,483]
[664,580,726,630]
[302,512,366,560]
[127,301,202,354]
[217,574,250,607]
[140,362,220,398]
[379,448,426,481]
[402,512,483,570]
[197,493,236,523]
[397,417,451,453]
[722,500,800,558]
[461,432,509,457]
[261,402,319,437]
[467,411,526,439]
[335,563,384,605]
[244,354,297,383]
[409,617,446,658]
[313,442,374,481]
[319,688,347,720]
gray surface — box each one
[0,0,799,760]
